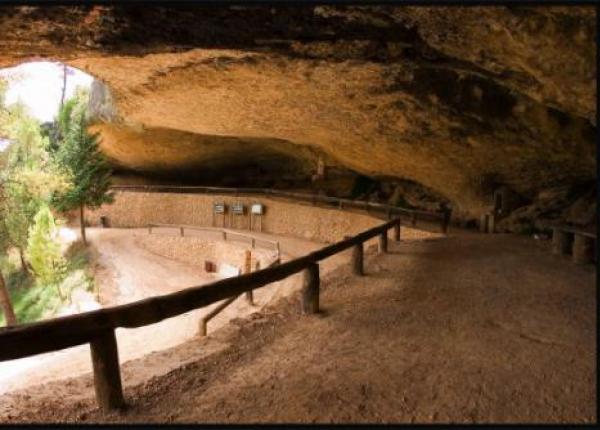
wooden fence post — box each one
[199,320,207,336]
[573,234,594,264]
[479,214,488,233]
[301,263,319,314]
[90,329,125,411]
[378,231,388,254]
[440,216,448,234]
[244,250,254,305]
[351,243,364,276]
[552,228,571,255]
[393,220,401,242]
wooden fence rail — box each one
[147,223,281,257]
[199,257,281,337]
[110,185,448,232]
[544,222,597,265]
[0,211,402,411]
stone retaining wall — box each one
[87,191,383,243]
[134,234,273,272]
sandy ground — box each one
[0,227,349,395]
[0,225,594,423]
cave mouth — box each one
[0,59,457,213]
[0,61,94,126]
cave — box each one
[0,3,596,425]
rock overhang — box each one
[0,4,595,217]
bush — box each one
[26,206,68,295]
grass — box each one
[0,240,95,326]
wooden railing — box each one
[0,212,402,411]
[544,222,597,265]
[147,223,281,258]
[198,257,281,337]
[110,185,449,233]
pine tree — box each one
[52,103,113,245]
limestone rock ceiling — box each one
[0,5,595,214]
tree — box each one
[1,81,70,274]
[52,99,113,245]
[26,205,67,298]
[1,110,69,272]
[0,271,16,326]
[0,206,17,326]
[58,63,75,110]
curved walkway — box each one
[0,227,352,395]
[0,229,595,423]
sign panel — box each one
[213,202,226,214]
[232,203,245,215]
[251,203,264,215]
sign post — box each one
[250,203,264,232]
[231,202,245,230]
[213,202,226,228]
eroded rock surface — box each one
[0,5,595,221]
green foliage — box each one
[0,239,94,326]
[26,206,68,290]
[6,114,49,167]
[52,97,113,213]
[48,86,89,154]
[0,88,70,256]
[0,74,97,326]
[1,156,69,254]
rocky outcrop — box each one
[0,5,595,223]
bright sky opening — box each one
[0,61,93,123]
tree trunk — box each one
[80,204,87,245]
[0,271,17,326]
[18,248,30,275]
[60,64,68,108]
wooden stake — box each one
[351,243,364,276]
[244,250,254,305]
[378,231,388,254]
[90,329,124,411]
[301,263,319,314]
[552,228,571,255]
[573,234,594,264]
[393,220,401,241]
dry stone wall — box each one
[88,191,383,243]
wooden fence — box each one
[546,222,596,265]
[0,206,402,411]
[147,223,281,258]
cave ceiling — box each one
[0,4,595,213]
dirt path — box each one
[0,228,594,423]
[0,227,341,395]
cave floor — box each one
[0,229,595,424]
